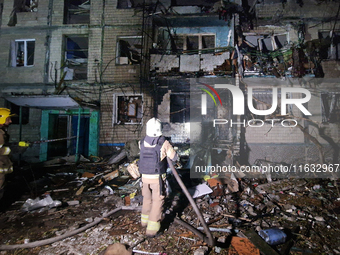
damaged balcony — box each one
[150,48,232,76]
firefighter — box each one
[0,108,15,200]
[139,117,178,237]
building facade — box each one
[0,0,340,168]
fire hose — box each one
[0,158,215,250]
[18,136,77,147]
[167,157,215,246]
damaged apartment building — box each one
[0,0,340,168]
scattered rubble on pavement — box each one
[0,145,340,255]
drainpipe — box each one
[75,108,82,163]
[44,0,53,84]
[167,157,215,246]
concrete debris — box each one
[107,150,127,165]
[102,243,131,255]
[21,194,62,212]
[1,153,340,254]
[193,246,209,255]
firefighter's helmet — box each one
[146,117,162,137]
[0,108,15,125]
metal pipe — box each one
[167,157,215,246]
[75,108,81,163]
[173,218,207,243]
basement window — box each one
[13,0,38,12]
[318,31,340,60]
[170,94,190,123]
[116,37,142,65]
[321,93,340,123]
[64,35,88,80]
[5,101,29,125]
[10,39,35,67]
[64,0,90,24]
[113,95,143,125]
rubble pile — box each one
[0,151,340,254]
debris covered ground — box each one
[0,152,340,255]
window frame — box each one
[63,0,90,24]
[11,39,35,67]
[63,35,89,80]
[244,33,288,52]
[116,0,144,9]
[174,34,216,53]
[13,0,38,12]
[116,36,143,65]
[321,92,340,123]
[112,94,143,125]
[318,30,340,60]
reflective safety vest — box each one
[139,136,167,175]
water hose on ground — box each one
[0,159,216,250]
[0,206,137,250]
[167,157,215,246]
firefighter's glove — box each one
[19,141,30,147]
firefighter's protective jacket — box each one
[139,135,178,236]
[139,135,177,175]
[0,128,13,174]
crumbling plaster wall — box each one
[255,0,339,21]
[157,91,190,143]
[151,25,232,73]
[253,1,340,64]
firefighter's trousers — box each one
[141,174,165,236]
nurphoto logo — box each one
[200,84,312,127]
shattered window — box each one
[183,35,215,53]
[158,33,215,53]
[64,0,90,24]
[64,35,88,80]
[318,31,340,60]
[202,35,215,49]
[10,39,35,67]
[113,95,143,125]
[321,93,340,123]
[186,36,199,51]
[244,34,287,51]
[116,37,142,65]
[117,0,144,9]
[170,94,190,123]
[5,101,29,125]
[13,0,38,12]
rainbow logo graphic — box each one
[199,83,222,115]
